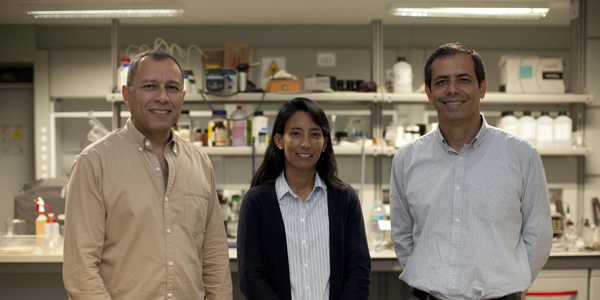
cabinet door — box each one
[590,270,600,300]
[525,270,588,300]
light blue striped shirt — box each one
[390,115,553,300]
[276,171,330,300]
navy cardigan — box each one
[237,179,371,300]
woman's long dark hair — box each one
[251,97,347,191]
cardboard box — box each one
[269,79,302,93]
[499,55,565,94]
[203,50,224,69]
[223,42,251,69]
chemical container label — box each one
[520,66,533,79]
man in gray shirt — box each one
[390,42,553,300]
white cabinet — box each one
[525,270,588,300]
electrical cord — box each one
[199,90,267,121]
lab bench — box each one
[1,249,600,300]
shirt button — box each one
[305,286,310,290]
[165,197,169,202]
[453,249,457,253]
[138,147,143,151]
[167,229,171,234]
[304,264,308,268]
[456,185,460,190]
[169,261,173,266]
[145,141,150,146]
[168,293,172,297]
[451,279,455,284]
[174,149,177,153]
[156,167,161,172]
[301,218,305,222]
[302,240,306,244]
[455,218,460,223]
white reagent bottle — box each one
[554,110,572,148]
[393,57,412,93]
[518,110,537,147]
[536,111,554,149]
[500,110,519,136]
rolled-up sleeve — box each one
[63,153,111,300]
[201,164,233,300]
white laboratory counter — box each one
[1,247,599,264]
[1,248,600,300]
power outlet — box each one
[317,53,336,67]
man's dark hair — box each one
[127,50,184,91]
[424,42,486,89]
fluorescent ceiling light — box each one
[389,1,549,20]
[25,9,184,19]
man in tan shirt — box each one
[63,50,232,300]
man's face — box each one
[122,57,185,139]
[425,52,486,127]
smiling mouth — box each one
[149,109,170,115]
[442,100,466,108]
[297,153,313,158]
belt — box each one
[412,288,441,300]
[411,288,520,300]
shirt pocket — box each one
[184,190,209,236]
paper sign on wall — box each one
[317,53,336,67]
[1,124,24,155]
[260,57,286,90]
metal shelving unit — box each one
[32,17,592,221]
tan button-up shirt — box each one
[63,118,232,300]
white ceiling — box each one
[1,0,571,26]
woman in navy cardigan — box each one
[237,97,371,300]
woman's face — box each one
[275,111,327,176]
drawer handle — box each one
[526,290,578,296]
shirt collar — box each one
[434,114,490,152]
[125,117,179,155]
[275,170,326,202]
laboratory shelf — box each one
[382,146,591,157]
[537,146,592,156]
[196,145,592,157]
[382,92,594,105]
[199,145,395,156]
[106,92,380,103]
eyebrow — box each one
[140,79,181,86]
[434,72,473,81]
[289,126,321,131]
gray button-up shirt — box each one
[276,171,330,300]
[390,115,553,300]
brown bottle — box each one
[202,129,209,147]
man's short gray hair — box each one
[126,50,184,91]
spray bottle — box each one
[44,206,60,254]
[34,197,47,252]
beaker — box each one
[5,219,26,236]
